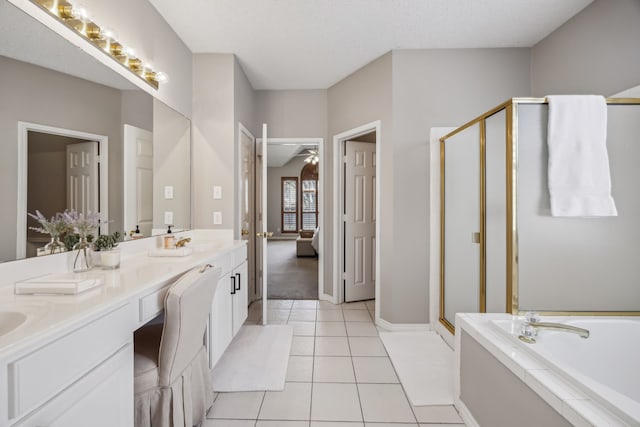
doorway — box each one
[17,122,109,259]
[255,137,324,305]
[332,121,381,318]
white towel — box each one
[547,95,617,217]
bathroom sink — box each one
[0,311,27,337]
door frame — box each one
[16,121,109,259]
[256,136,325,302]
[332,121,381,321]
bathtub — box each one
[492,317,640,426]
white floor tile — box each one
[290,309,317,322]
[313,356,355,383]
[311,383,363,422]
[317,309,344,321]
[364,300,375,311]
[286,356,314,382]
[259,382,312,420]
[346,322,379,337]
[341,301,368,310]
[348,337,388,357]
[411,405,462,423]
[418,424,465,427]
[318,301,342,310]
[203,420,256,427]
[366,424,418,427]
[257,421,309,427]
[352,357,398,383]
[311,423,364,427]
[293,300,319,309]
[316,321,347,337]
[291,336,315,356]
[268,299,294,309]
[343,310,372,322]
[207,391,264,419]
[315,336,351,356]
[358,384,415,423]
[288,321,316,336]
[268,309,291,321]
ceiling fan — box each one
[295,148,319,165]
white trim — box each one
[332,120,381,323]
[454,398,480,427]
[376,318,431,332]
[429,127,457,347]
[256,136,325,303]
[17,122,109,259]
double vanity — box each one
[0,231,247,427]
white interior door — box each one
[344,140,376,302]
[123,125,153,237]
[239,126,257,303]
[259,124,269,325]
[66,141,99,216]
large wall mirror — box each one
[0,1,191,263]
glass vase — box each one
[43,235,66,255]
[72,236,93,272]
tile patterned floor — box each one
[204,299,465,427]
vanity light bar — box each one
[30,0,167,90]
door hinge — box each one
[341,272,347,280]
[96,155,100,163]
[343,156,348,164]
[342,214,347,221]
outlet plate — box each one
[213,211,222,225]
[213,186,222,200]
[164,211,174,225]
[164,186,174,199]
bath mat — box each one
[379,331,454,406]
[212,325,293,392]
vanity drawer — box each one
[7,303,134,420]
[139,285,170,323]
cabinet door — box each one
[232,260,249,336]
[15,344,133,427]
[209,273,233,369]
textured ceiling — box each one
[149,0,592,90]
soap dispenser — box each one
[130,225,143,240]
[163,225,176,249]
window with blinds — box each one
[281,177,298,233]
[300,163,318,231]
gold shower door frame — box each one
[439,97,640,334]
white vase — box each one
[100,248,120,269]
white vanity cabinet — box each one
[3,303,136,427]
[209,245,249,368]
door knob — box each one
[241,228,249,236]
[256,232,274,238]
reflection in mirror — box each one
[0,1,190,263]
[442,124,480,329]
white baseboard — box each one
[455,397,480,427]
[319,292,337,304]
[376,318,431,332]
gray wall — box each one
[531,0,640,97]
[327,52,393,303]
[121,90,153,133]
[255,90,327,138]
[390,48,531,323]
[0,56,124,262]
[192,54,236,230]
[267,156,308,238]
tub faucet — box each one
[175,238,191,248]
[518,313,590,343]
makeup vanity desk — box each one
[0,233,247,427]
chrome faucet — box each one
[518,312,590,344]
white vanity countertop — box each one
[0,238,245,360]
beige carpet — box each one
[267,240,318,299]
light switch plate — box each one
[213,186,222,200]
[164,186,174,199]
[213,211,222,225]
[164,211,173,225]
